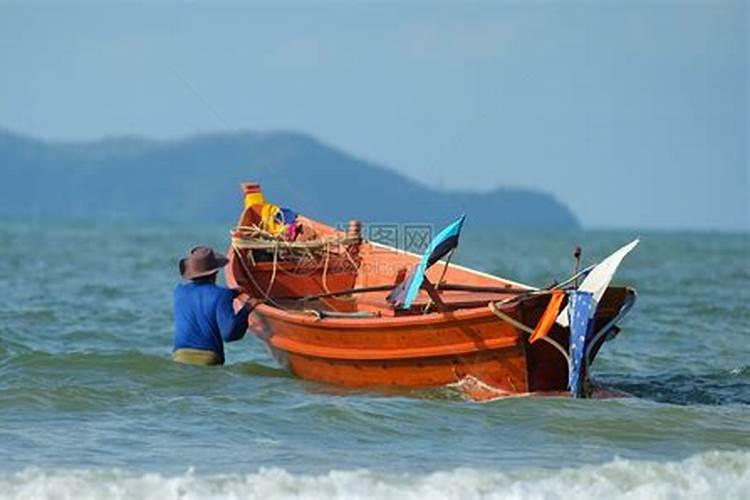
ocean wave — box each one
[1,451,748,500]
[600,367,750,405]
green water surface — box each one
[0,222,748,475]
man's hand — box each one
[233,291,259,313]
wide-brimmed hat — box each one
[179,246,229,280]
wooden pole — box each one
[291,282,532,303]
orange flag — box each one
[529,290,565,343]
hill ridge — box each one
[0,129,580,228]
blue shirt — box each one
[173,282,250,362]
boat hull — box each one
[249,304,529,392]
[245,287,633,394]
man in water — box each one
[173,246,251,365]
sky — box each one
[0,1,747,231]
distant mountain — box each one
[0,128,579,228]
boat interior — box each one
[229,209,535,318]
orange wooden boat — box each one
[226,183,637,399]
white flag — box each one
[557,239,639,327]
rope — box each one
[264,241,279,298]
[231,224,359,253]
[313,239,359,305]
[490,289,552,308]
[231,245,283,309]
[232,225,363,312]
[487,300,570,364]
[321,241,332,294]
[342,243,360,270]
[487,301,534,334]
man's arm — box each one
[216,289,251,342]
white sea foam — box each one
[2,451,748,500]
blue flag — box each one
[568,290,595,398]
[387,215,465,309]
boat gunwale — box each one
[366,240,536,291]
[249,287,636,331]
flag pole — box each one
[423,248,455,313]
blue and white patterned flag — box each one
[568,290,595,398]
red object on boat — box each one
[226,183,636,398]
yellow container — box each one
[242,182,265,208]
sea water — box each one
[0,222,748,499]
